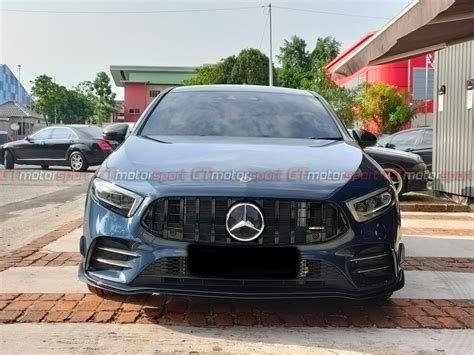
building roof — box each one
[330,0,474,79]
[0,101,42,119]
[110,65,197,87]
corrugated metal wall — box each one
[433,41,473,198]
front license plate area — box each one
[188,245,300,279]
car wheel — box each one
[4,150,14,169]
[41,165,49,169]
[383,166,404,196]
[69,151,89,172]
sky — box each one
[0,0,412,99]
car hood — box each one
[99,136,385,200]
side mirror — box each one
[102,123,129,144]
[352,128,377,148]
[25,136,31,142]
[385,143,396,149]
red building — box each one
[326,32,434,127]
[110,66,196,122]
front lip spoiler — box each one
[79,264,405,300]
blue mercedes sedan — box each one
[79,85,405,300]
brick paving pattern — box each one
[0,218,82,272]
[0,293,472,328]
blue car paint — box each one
[79,86,404,299]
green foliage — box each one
[310,36,341,67]
[31,75,93,124]
[183,49,270,86]
[358,82,416,134]
[230,49,269,85]
[92,72,116,125]
[277,36,311,88]
[30,75,64,122]
[31,72,116,125]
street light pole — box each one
[268,3,273,86]
[17,64,22,102]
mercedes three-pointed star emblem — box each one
[225,202,265,242]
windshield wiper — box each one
[305,137,343,140]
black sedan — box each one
[364,145,428,196]
[378,127,432,170]
[1,125,116,172]
[349,129,428,196]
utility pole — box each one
[268,3,273,86]
[17,65,22,102]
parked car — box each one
[80,85,405,300]
[363,145,428,196]
[378,127,432,170]
[0,125,116,172]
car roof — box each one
[171,84,313,96]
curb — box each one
[400,203,471,213]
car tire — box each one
[69,151,89,172]
[4,150,14,169]
[382,165,405,196]
[87,284,117,296]
[41,165,49,169]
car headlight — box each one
[91,178,144,217]
[346,188,395,222]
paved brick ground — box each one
[0,293,472,328]
[0,218,82,272]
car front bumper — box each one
[79,195,404,299]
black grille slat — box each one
[143,197,347,245]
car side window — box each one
[421,130,433,145]
[391,130,420,146]
[51,128,76,139]
[30,128,52,140]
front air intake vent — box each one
[88,238,139,272]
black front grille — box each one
[132,257,353,289]
[143,197,347,245]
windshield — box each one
[140,90,343,139]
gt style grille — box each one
[143,197,348,245]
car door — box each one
[47,127,78,161]
[13,128,53,161]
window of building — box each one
[412,68,434,100]
[150,90,161,98]
[128,108,140,114]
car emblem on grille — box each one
[239,175,253,183]
[225,202,265,242]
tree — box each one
[230,49,269,85]
[92,72,116,125]
[183,49,269,86]
[30,75,65,123]
[357,82,416,134]
[310,36,341,68]
[31,75,96,124]
[277,35,311,88]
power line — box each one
[258,9,270,51]
[1,5,265,15]
[273,5,390,20]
